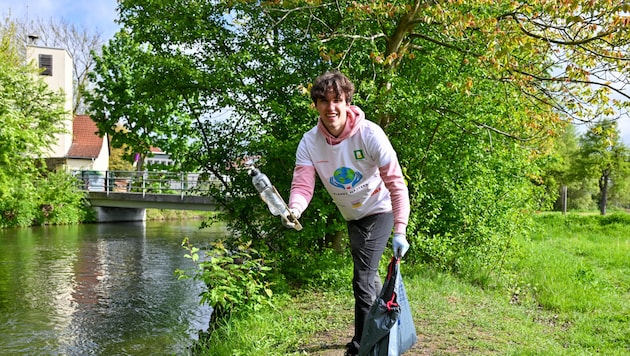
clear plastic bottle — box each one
[249,168,288,216]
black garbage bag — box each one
[359,256,417,355]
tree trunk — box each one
[599,172,609,215]
[561,185,567,215]
[324,229,344,253]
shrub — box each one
[176,238,275,331]
[34,171,92,225]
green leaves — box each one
[178,238,275,328]
[0,24,87,227]
[575,121,630,213]
[93,0,628,276]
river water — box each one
[0,220,222,355]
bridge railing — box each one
[72,170,221,199]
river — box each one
[0,220,223,355]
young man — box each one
[281,71,410,355]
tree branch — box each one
[510,13,617,46]
[431,106,536,142]
[320,33,386,43]
[407,32,481,57]
[512,69,630,101]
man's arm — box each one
[379,160,410,235]
[288,165,317,216]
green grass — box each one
[145,209,213,220]
[194,213,630,355]
[502,213,630,355]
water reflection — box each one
[0,221,220,355]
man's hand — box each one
[281,208,301,229]
[393,233,409,258]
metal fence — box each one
[72,170,220,198]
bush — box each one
[176,238,275,331]
[0,170,93,228]
[0,185,38,228]
[35,171,93,225]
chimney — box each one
[27,34,39,46]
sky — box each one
[2,1,628,143]
[1,0,120,41]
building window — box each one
[39,54,53,76]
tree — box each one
[0,22,89,227]
[537,124,596,211]
[108,122,134,171]
[88,0,629,274]
[576,121,630,215]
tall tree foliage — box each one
[0,23,88,227]
[88,1,629,274]
[537,125,594,211]
[576,121,630,215]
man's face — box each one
[316,90,348,137]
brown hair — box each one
[310,71,355,104]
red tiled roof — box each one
[67,115,104,159]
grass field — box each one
[195,213,630,355]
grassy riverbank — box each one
[194,213,629,355]
[146,209,214,220]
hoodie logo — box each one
[330,167,363,190]
[354,149,365,160]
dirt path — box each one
[299,327,437,355]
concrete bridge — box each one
[75,170,221,222]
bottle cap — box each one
[249,168,260,177]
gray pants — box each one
[347,212,394,344]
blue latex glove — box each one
[393,233,409,258]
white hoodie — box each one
[288,105,409,234]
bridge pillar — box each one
[95,207,147,223]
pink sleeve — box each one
[379,161,410,235]
[288,165,317,215]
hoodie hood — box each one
[317,105,365,145]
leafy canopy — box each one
[88,0,629,274]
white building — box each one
[26,45,109,172]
